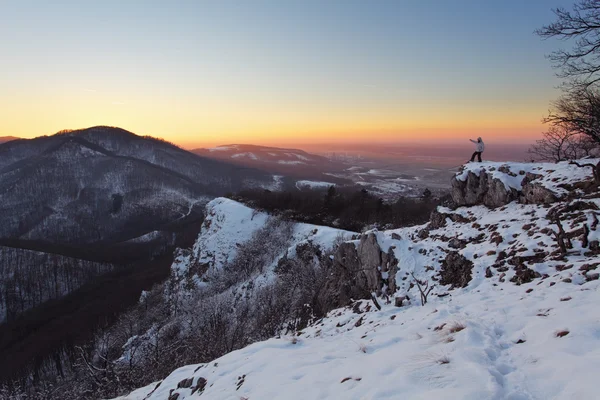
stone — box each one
[319,233,398,310]
[177,378,193,389]
[509,265,541,285]
[448,237,466,249]
[439,252,473,288]
[451,169,559,208]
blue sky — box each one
[0,0,573,146]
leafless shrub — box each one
[410,272,434,306]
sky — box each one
[0,0,573,148]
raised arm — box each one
[469,139,476,143]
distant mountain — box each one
[0,127,278,247]
[0,136,18,144]
[193,144,350,182]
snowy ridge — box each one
[115,160,600,400]
[173,197,352,288]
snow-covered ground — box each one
[116,277,600,400]
[114,160,600,400]
[296,180,336,190]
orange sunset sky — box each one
[0,1,568,149]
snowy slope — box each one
[117,279,600,400]
[114,160,600,400]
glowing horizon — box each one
[0,1,568,148]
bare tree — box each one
[544,87,600,144]
[536,0,600,88]
[529,125,600,161]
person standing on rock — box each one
[469,137,485,162]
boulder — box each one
[520,173,557,205]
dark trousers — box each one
[470,151,482,162]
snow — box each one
[231,152,258,160]
[208,145,238,152]
[277,160,305,165]
[181,198,351,282]
[116,278,600,400]
[284,152,310,161]
[296,180,336,190]
[191,198,270,274]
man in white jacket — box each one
[469,137,485,162]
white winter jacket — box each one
[470,138,485,152]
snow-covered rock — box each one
[451,160,596,208]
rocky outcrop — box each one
[451,170,519,208]
[452,170,558,208]
[320,233,398,310]
[520,173,558,205]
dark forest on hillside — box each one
[230,186,444,232]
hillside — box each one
[0,136,18,144]
[112,160,600,400]
[0,127,278,246]
[0,126,278,326]
[193,144,350,183]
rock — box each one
[451,170,520,208]
[394,295,409,307]
[448,237,466,249]
[485,266,493,278]
[586,272,600,281]
[509,265,541,285]
[319,242,364,309]
[319,233,398,310]
[520,173,557,205]
[451,169,559,208]
[439,252,473,288]
[381,247,399,294]
[429,209,448,229]
[177,378,193,389]
[357,233,383,289]
[191,377,207,395]
[391,232,402,240]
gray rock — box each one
[520,176,558,204]
[452,169,557,208]
[319,233,398,310]
[357,233,382,289]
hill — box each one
[0,126,278,323]
[0,136,18,144]
[193,144,350,183]
[0,127,278,246]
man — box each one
[469,137,485,162]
